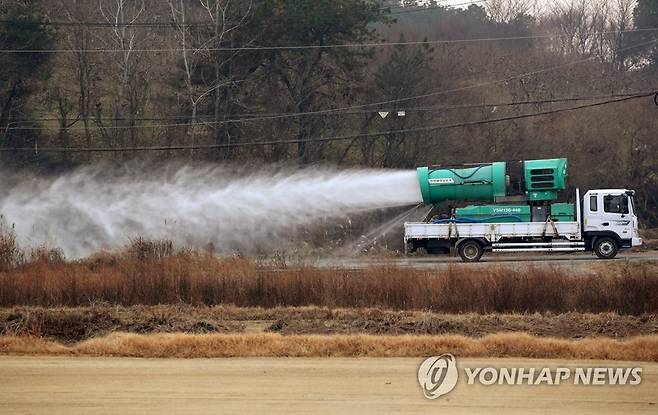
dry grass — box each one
[0,252,657,314]
[1,332,657,361]
[127,237,176,261]
[2,305,657,342]
[640,228,658,251]
[0,217,23,272]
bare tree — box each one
[544,0,608,60]
[543,0,638,68]
[98,0,151,151]
[168,0,201,155]
[47,86,77,162]
[486,0,531,23]
[610,0,637,71]
[50,0,99,158]
[197,0,253,159]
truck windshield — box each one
[603,195,629,214]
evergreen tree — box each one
[0,1,55,165]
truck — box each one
[404,158,642,262]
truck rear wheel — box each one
[594,237,618,259]
[458,240,484,262]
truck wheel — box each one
[594,237,618,259]
[458,240,483,262]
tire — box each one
[458,240,484,262]
[594,237,618,259]
[406,242,417,254]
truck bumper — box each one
[632,237,643,247]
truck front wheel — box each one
[594,237,619,259]
[458,240,484,262]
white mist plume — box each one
[0,163,423,257]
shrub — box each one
[0,250,656,314]
[0,217,23,271]
[126,237,174,261]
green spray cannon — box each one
[416,158,568,205]
[416,163,507,204]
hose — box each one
[430,165,487,180]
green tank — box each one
[416,162,507,205]
[453,203,575,223]
[550,203,575,222]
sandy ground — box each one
[0,357,656,414]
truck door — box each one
[599,193,633,243]
[584,192,602,230]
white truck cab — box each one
[583,189,642,257]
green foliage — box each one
[0,1,55,163]
[373,34,434,167]
[258,0,386,45]
[251,0,390,161]
[375,35,433,98]
[255,0,389,77]
[0,5,52,79]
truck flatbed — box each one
[404,220,581,243]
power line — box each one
[284,37,658,116]
[0,27,656,53]
[159,37,657,126]
[3,92,647,128]
[1,92,653,153]
[0,36,654,135]
[6,38,654,132]
[374,92,652,111]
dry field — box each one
[0,239,657,415]
[2,305,658,360]
[1,305,658,342]
[1,237,657,360]
[2,332,658,361]
[0,249,657,314]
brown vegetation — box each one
[0,219,22,272]
[1,332,657,361]
[0,251,656,314]
[1,305,657,343]
[641,228,658,251]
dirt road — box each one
[313,251,658,271]
[1,357,656,414]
